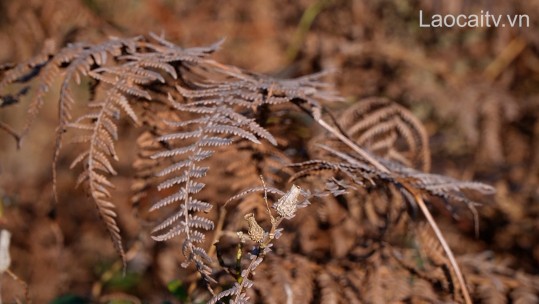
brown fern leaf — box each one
[1,30,507,303]
[0,34,227,269]
[53,38,142,202]
[1,37,145,266]
[289,144,493,303]
[0,39,136,142]
[413,224,458,295]
[311,144,494,220]
[223,140,294,190]
[339,97,431,171]
[146,57,340,287]
[288,255,317,303]
[458,252,539,304]
[68,83,141,266]
[130,95,186,209]
[317,268,346,304]
[0,46,52,90]
[178,62,341,114]
[131,129,169,208]
[149,90,279,284]
[251,255,292,304]
[511,274,539,304]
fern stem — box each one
[315,117,390,174]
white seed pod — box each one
[274,185,301,219]
[0,229,11,273]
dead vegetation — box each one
[0,0,538,303]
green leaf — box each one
[50,294,90,304]
[167,279,188,301]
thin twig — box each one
[0,121,21,149]
[408,189,472,304]
[483,36,527,81]
[286,0,331,62]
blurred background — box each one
[0,0,538,303]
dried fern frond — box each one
[458,252,539,304]
[178,61,342,113]
[142,45,343,287]
[290,143,494,303]
[1,31,504,303]
[340,97,431,171]
[68,85,137,265]
[149,92,278,284]
[0,34,228,269]
[309,144,494,216]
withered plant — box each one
[2,33,524,303]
